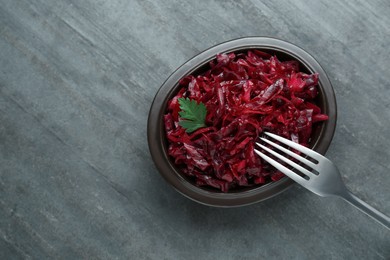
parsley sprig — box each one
[178,97,207,133]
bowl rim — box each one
[147,36,337,207]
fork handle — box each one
[340,191,390,230]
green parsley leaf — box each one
[178,97,207,133]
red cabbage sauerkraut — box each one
[164,50,328,192]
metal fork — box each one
[255,132,390,229]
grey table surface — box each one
[1,0,389,259]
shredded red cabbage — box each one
[164,50,328,192]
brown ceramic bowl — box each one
[147,37,337,207]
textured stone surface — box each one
[0,0,389,259]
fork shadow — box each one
[155,180,387,242]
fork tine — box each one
[254,149,307,185]
[264,132,322,161]
[260,137,318,170]
[256,142,316,178]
